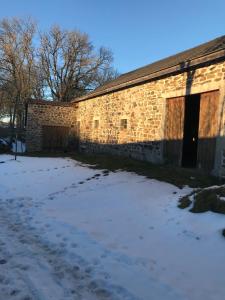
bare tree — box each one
[0,17,43,137]
[39,26,117,102]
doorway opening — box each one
[182,94,200,168]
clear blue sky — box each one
[0,0,224,73]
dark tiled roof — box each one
[74,35,225,102]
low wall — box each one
[26,101,75,152]
[79,141,162,163]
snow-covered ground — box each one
[0,155,225,300]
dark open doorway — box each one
[182,94,200,168]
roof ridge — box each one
[117,35,225,78]
[73,35,225,102]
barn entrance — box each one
[181,94,200,168]
[42,125,70,151]
[164,90,219,172]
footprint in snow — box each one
[101,272,111,280]
[101,253,108,259]
[95,288,112,298]
[94,174,101,177]
[0,240,6,246]
[0,259,7,265]
[93,258,100,265]
[19,264,30,271]
[59,242,67,248]
[22,295,33,300]
[71,242,78,248]
[166,217,174,223]
[0,274,10,284]
[10,289,20,296]
[88,280,98,290]
[85,267,92,274]
[19,237,28,244]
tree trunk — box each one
[10,95,19,145]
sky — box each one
[0,0,224,74]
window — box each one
[94,119,99,129]
[77,121,80,131]
[120,119,128,129]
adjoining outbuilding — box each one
[26,35,225,176]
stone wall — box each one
[72,60,225,173]
[26,102,75,152]
[26,60,225,175]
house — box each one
[26,35,225,176]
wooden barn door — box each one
[42,125,70,151]
[164,96,185,165]
[197,90,219,171]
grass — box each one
[190,187,225,214]
[178,186,225,215]
[20,151,222,188]
[178,196,192,209]
[70,152,223,188]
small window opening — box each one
[120,119,128,129]
[94,119,99,129]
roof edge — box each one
[72,48,225,104]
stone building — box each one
[26,35,225,176]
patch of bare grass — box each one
[191,187,225,214]
[23,151,223,188]
[178,187,225,215]
[178,196,192,209]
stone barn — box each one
[26,35,225,176]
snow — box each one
[11,140,26,153]
[0,155,225,300]
[0,138,8,146]
[0,137,26,153]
